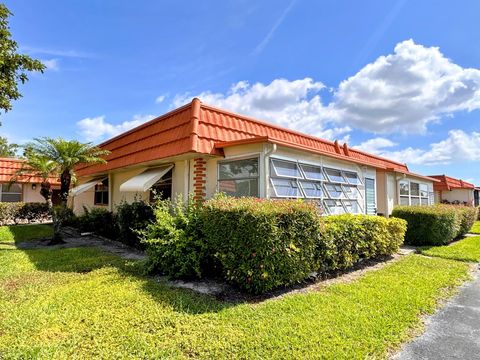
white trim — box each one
[119,165,173,192]
[270,158,303,179]
[269,177,303,198]
[324,167,348,184]
[298,180,323,199]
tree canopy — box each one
[0,136,18,157]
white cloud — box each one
[355,130,480,165]
[173,78,346,140]
[333,39,480,134]
[43,59,59,71]
[77,114,154,142]
[155,95,166,104]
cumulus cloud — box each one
[172,78,345,139]
[355,130,480,165]
[77,114,154,142]
[333,39,480,134]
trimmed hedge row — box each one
[0,202,50,225]
[143,196,407,294]
[391,205,478,246]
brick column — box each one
[193,158,207,201]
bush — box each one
[0,202,50,225]
[320,214,407,271]
[116,200,155,249]
[77,207,119,239]
[202,196,322,294]
[391,205,470,245]
[142,198,208,278]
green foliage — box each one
[202,196,322,294]
[116,200,155,248]
[76,207,119,239]
[0,4,45,116]
[0,136,18,157]
[142,197,208,278]
[392,205,477,246]
[471,221,480,234]
[0,202,50,225]
[321,214,407,271]
[420,235,480,263]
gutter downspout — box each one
[263,143,277,198]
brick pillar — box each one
[193,158,207,201]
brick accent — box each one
[193,158,207,201]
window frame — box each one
[299,163,325,181]
[94,179,109,206]
[324,167,348,184]
[217,156,260,198]
[298,180,323,199]
[270,177,303,198]
[0,183,23,202]
[398,179,432,206]
[270,158,303,179]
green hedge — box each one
[116,200,155,249]
[76,207,120,239]
[0,202,50,225]
[321,214,406,271]
[391,205,478,246]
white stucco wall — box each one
[440,189,474,205]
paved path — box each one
[394,266,480,360]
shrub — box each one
[320,214,406,271]
[116,200,155,249]
[77,207,119,239]
[202,196,322,294]
[439,205,478,237]
[391,205,462,245]
[142,198,209,278]
[0,202,50,225]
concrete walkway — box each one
[394,266,480,360]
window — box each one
[410,182,420,196]
[271,159,302,178]
[94,179,109,206]
[324,183,345,199]
[343,200,361,214]
[299,180,323,198]
[323,199,345,215]
[343,185,362,200]
[218,157,259,197]
[0,183,22,202]
[270,178,302,197]
[344,171,362,185]
[150,169,172,202]
[399,180,431,206]
[324,168,347,183]
[300,164,324,181]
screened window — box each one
[324,168,347,183]
[0,183,22,202]
[94,179,109,206]
[324,183,345,199]
[400,196,410,206]
[270,178,302,198]
[271,159,302,178]
[218,158,259,197]
[300,164,324,181]
[323,199,345,215]
[299,180,323,198]
[344,171,361,185]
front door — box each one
[365,178,376,215]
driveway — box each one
[394,266,480,359]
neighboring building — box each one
[73,98,438,216]
[429,175,478,206]
[0,158,61,203]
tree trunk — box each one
[60,169,71,205]
[50,170,71,245]
[40,181,53,210]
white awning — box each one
[119,165,173,192]
[70,177,107,197]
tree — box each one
[0,4,45,117]
[24,137,110,242]
[0,136,18,157]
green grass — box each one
[0,224,53,244]
[420,235,480,262]
[0,224,471,359]
[470,221,480,234]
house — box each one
[0,158,61,203]
[73,98,438,216]
[429,175,478,206]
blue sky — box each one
[2,0,480,184]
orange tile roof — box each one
[429,175,475,191]
[0,158,60,185]
[77,98,426,178]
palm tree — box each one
[24,137,110,242]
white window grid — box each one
[399,180,431,206]
[269,159,364,214]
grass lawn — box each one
[470,221,480,234]
[0,224,53,245]
[420,235,480,262]
[0,225,472,359]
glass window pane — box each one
[399,181,409,195]
[344,171,361,185]
[1,183,22,193]
[271,159,301,178]
[410,182,420,196]
[300,164,324,181]
[421,198,428,205]
[411,197,420,205]
[343,185,361,199]
[325,183,345,198]
[420,184,428,197]
[323,199,345,215]
[218,179,259,197]
[343,200,361,214]
[219,158,259,180]
[324,168,347,183]
[1,193,21,202]
[299,181,323,198]
[271,178,302,197]
[400,196,410,205]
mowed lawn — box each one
[470,221,480,234]
[0,225,474,359]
